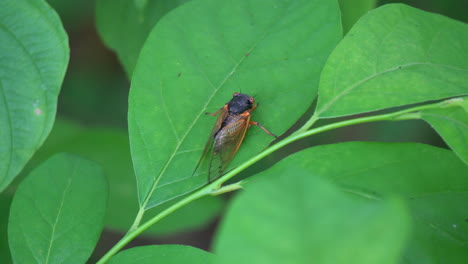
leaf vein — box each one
[160,79,180,142]
[45,175,73,264]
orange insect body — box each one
[194,92,276,182]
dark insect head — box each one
[228,92,254,115]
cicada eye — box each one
[249,97,255,104]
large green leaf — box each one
[108,245,215,264]
[258,142,468,263]
[214,167,410,264]
[96,0,190,76]
[8,153,107,264]
[129,0,342,208]
[23,119,224,236]
[0,0,69,192]
[316,4,468,118]
[338,0,376,33]
[421,99,468,166]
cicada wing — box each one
[208,113,251,182]
[192,106,229,179]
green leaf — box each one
[214,167,410,264]
[264,142,468,263]
[95,0,190,76]
[0,0,69,192]
[129,0,342,209]
[421,98,468,166]
[338,0,376,33]
[16,120,220,235]
[8,153,107,264]
[23,119,224,236]
[108,245,215,264]
[316,4,468,118]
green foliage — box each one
[214,163,410,264]
[128,0,341,209]
[26,119,224,236]
[265,142,468,262]
[8,153,107,264]
[338,0,376,33]
[108,245,214,264]
[0,0,69,192]
[316,4,468,118]
[421,100,468,165]
[96,0,190,76]
[2,0,467,263]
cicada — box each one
[193,92,277,182]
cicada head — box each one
[227,93,254,115]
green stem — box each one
[128,207,145,233]
[297,97,466,133]
[296,114,319,134]
[96,186,211,264]
[97,97,462,263]
[210,181,244,195]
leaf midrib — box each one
[44,174,73,263]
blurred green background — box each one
[0,0,466,263]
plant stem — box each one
[210,181,244,195]
[128,207,145,232]
[297,97,466,133]
[296,114,319,134]
[96,97,463,263]
[96,186,211,264]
